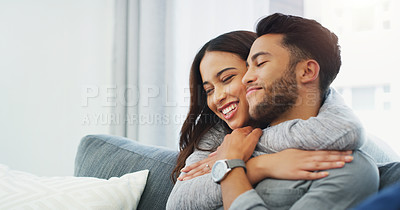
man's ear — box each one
[299,59,320,84]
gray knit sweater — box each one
[166,88,366,210]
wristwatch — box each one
[211,159,246,183]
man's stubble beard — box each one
[248,68,299,127]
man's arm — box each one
[257,88,365,153]
[229,150,378,210]
[215,127,262,209]
[290,150,379,209]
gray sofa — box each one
[74,134,400,210]
[74,135,178,210]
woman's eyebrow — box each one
[216,67,236,77]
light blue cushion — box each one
[361,133,400,164]
[74,135,178,210]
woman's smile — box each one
[219,101,239,120]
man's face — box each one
[243,34,299,126]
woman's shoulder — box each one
[198,122,229,150]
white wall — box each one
[305,0,400,154]
[0,0,114,176]
[0,0,272,175]
[4,0,397,176]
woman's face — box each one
[199,51,250,129]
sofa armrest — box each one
[74,134,178,210]
[362,133,400,164]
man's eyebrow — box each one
[202,67,236,86]
[250,51,271,62]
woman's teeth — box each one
[222,103,237,115]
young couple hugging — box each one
[166,13,393,209]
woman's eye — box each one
[222,75,235,82]
[205,88,214,95]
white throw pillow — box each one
[0,164,148,210]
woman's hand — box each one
[178,151,217,181]
[246,149,354,185]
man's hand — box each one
[217,127,262,210]
[216,126,262,161]
[178,127,262,181]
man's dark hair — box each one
[256,13,341,99]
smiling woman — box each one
[171,31,258,182]
[200,51,250,130]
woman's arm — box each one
[179,149,353,184]
[166,124,226,210]
[168,126,261,210]
[246,149,353,185]
[257,88,365,153]
[166,167,223,210]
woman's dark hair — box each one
[256,13,341,99]
[171,31,257,181]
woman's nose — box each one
[213,88,227,105]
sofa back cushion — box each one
[74,134,178,210]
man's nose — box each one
[242,67,256,85]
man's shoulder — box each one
[307,150,379,204]
[313,150,378,184]
[292,150,379,209]
[253,151,379,209]
[326,150,377,176]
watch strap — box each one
[226,159,246,172]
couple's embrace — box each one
[166,13,387,209]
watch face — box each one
[212,160,228,183]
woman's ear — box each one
[299,59,320,84]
